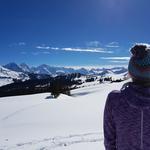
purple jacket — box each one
[103,82,150,150]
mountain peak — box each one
[4,62,23,72]
[20,63,31,73]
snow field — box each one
[0,81,127,149]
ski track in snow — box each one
[1,83,111,122]
[0,132,104,150]
[1,102,44,121]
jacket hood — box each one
[122,82,150,109]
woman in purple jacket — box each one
[103,43,150,150]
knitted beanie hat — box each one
[128,43,150,82]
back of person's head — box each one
[128,43,150,87]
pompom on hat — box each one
[128,43,150,82]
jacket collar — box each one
[122,82,150,109]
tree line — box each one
[0,73,82,98]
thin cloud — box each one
[100,57,129,64]
[18,42,26,46]
[106,42,120,48]
[36,46,51,50]
[9,42,26,47]
[36,45,113,53]
[100,57,130,60]
[86,41,101,47]
[32,51,51,55]
[61,47,113,53]
[109,60,128,63]
[51,47,59,50]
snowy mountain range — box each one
[0,65,29,86]
[3,62,128,75]
[0,62,128,86]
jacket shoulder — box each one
[108,90,122,99]
[106,90,122,109]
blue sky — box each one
[0,0,150,67]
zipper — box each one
[140,109,143,150]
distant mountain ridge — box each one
[3,62,128,76]
[0,65,29,86]
[0,62,128,87]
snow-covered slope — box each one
[99,69,127,80]
[0,80,128,150]
[0,66,29,86]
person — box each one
[103,43,150,150]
